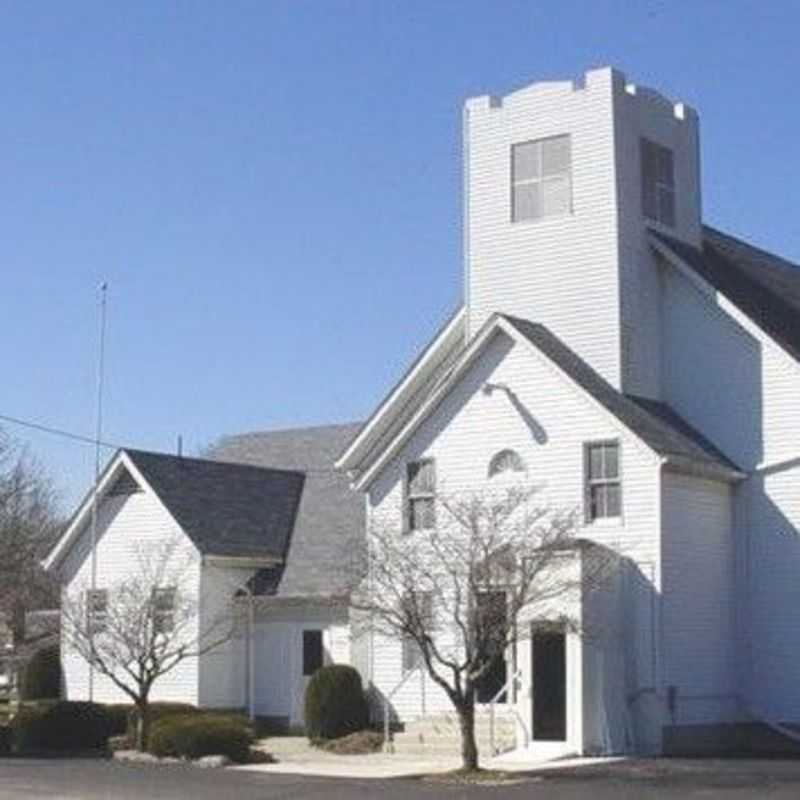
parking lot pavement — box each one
[3,757,800,799]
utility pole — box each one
[88,282,108,701]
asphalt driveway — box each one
[3,757,800,799]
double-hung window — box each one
[406,459,436,532]
[585,442,621,521]
[87,589,108,635]
[401,591,433,673]
[152,587,176,635]
[511,135,572,222]
[641,138,675,226]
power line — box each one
[0,411,342,474]
[0,412,123,450]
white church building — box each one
[46,66,800,758]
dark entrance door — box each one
[475,592,507,703]
[532,629,566,740]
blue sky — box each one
[2,0,799,510]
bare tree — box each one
[0,431,61,686]
[62,537,235,750]
[345,486,614,772]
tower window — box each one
[511,135,572,222]
[641,138,675,226]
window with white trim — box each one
[152,587,176,635]
[511,135,572,222]
[401,591,433,673]
[585,442,621,521]
[86,588,108,635]
[641,138,675,226]
[406,459,435,532]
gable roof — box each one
[350,313,743,489]
[123,449,305,560]
[501,316,741,476]
[208,422,364,597]
[652,226,800,362]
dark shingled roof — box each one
[652,226,800,363]
[124,449,305,560]
[208,423,364,597]
[501,315,740,474]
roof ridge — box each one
[219,421,364,440]
[124,447,306,478]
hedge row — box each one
[10,702,111,753]
[148,714,253,762]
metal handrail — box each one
[488,667,529,755]
[382,664,425,753]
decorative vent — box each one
[107,469,141,497]
[488,449,526,478]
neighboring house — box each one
[46,65,800,757]
[44,425,362,729]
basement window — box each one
[511,135,572,222]
[585,441,622,521]
[641,138,675,226]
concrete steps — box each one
[389,709,517,756]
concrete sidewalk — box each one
[235,736,617,779]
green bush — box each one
[104,704,134,738]
[11,701,111,753]
[148,714,253,762]
[304,665,369,740]
[125,702,197,743]
[0,725,10,756]
[20,645,62,701]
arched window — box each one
[488,449,526,478]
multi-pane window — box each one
[406,459,436,532]
[86,588,108,635]
[586,442,621,521]
[511,135,572,222]
[151,587,176,635]
[303,629,324,676]
[402,591,433,673]
[641,138,675,226]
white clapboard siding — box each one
[662,261,800,722]
[661,473,737,725]
[367,330,662,727]
[465,67,700,400]
[60,489,201,706]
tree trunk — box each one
[456,697,479,772]
[135,699,150,752]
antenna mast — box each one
[88,281,108,702]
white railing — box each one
[488,667,530,755]
[381,664,426,753]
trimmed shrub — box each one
[0,725,10,756]
[104,704,134,738]
[148,714,253,762]
[125,702,197,744]
[20,645,62,701]
[11,701,112,753]
[304,665,369,740]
